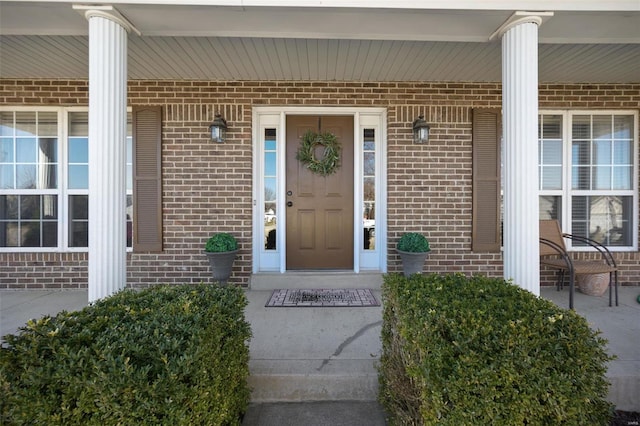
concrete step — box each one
[248,360,379,402]
[244,290,383,402]
[249,272,383,290]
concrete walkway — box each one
[1,284,639,420]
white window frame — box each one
[539,109,638,251]
[0,106,133,253]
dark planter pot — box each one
[204,250,238,285]
[397,249,429,277]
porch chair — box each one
[539,220,619,309]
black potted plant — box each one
[396,232,431,276]
[203,232,238,285]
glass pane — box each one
[69,112,88,136]
[539,196,561,220]
[15,112,36,136]
[572,196,633,246]
[69,195,88,220]
[572,166,590,190]
[572,140,590,165]
[68,137,88,163]
[540,115,562,138]
[363,128,375,151]
[16,164,37,189]
[69,195,88,248]
[20,195,40,219]
[363,201,375,251]
[126,165,133,191]
[364,152,375,176]
[264,177,276,202]
[541,139,562,164]
[0,195,18,219]
[572,115,590,139]
[613,115,633,139]
[126,194,133,248]
[592,116,612,140]
[126,137,133,163]
[0,138,13,162]
[38,163,57,189]
[68,165,88,189]
[263,127,277,252]
[38,138,57,163]
[593,166,611,189]
[265,227,276,250]
[593,140,611,165]
[613,166,632,190]
[126,195,133,223]
[21,222,40,247]
[42,195,58,219]
[0,112,14,136]
[69,221,88,248]
[2,222,19,247]
[265,152,276,176]
[16,138,36,162]
[613,140,632,165]
[363,177,375,202]
[38,112,58,135]
[265,203,276,250]
[541,166,562,190]
[0,165,14,189]
[42,221,58,247]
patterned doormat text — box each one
[266,288,380,307]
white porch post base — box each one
[501,18,541,295]
[86,11,128,302]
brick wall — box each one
[1,79,638,289]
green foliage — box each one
[205,232,238,252]
[397,232,430,253]
[296,130,341,176]
[379,273,614,425]
[1,285,251,425]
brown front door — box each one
[286,115,354,269]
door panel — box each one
[286,115,354,269]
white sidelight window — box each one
[539,111,638,250]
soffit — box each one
[0,2,638,82]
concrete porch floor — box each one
[1,281,639,416]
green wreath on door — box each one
[296,130,341,176]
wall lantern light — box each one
[412,115,430,144]
[209,113,227,143]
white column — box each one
[84,10,129,302]
[500,16,541,295]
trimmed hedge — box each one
[379,273,614,425]
[1,285,251,425]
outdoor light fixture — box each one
[412,115,430,144]
[208,113,227,143]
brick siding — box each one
[0,79,638,289]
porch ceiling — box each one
[0,1,639,83]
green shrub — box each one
[379,273,614,425]
[1,285,251,425]
[205,233,238,252]
[397,232,430,253]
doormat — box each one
[266,288,380,307]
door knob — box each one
[287,191,293,196]
[287,201,293,207]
